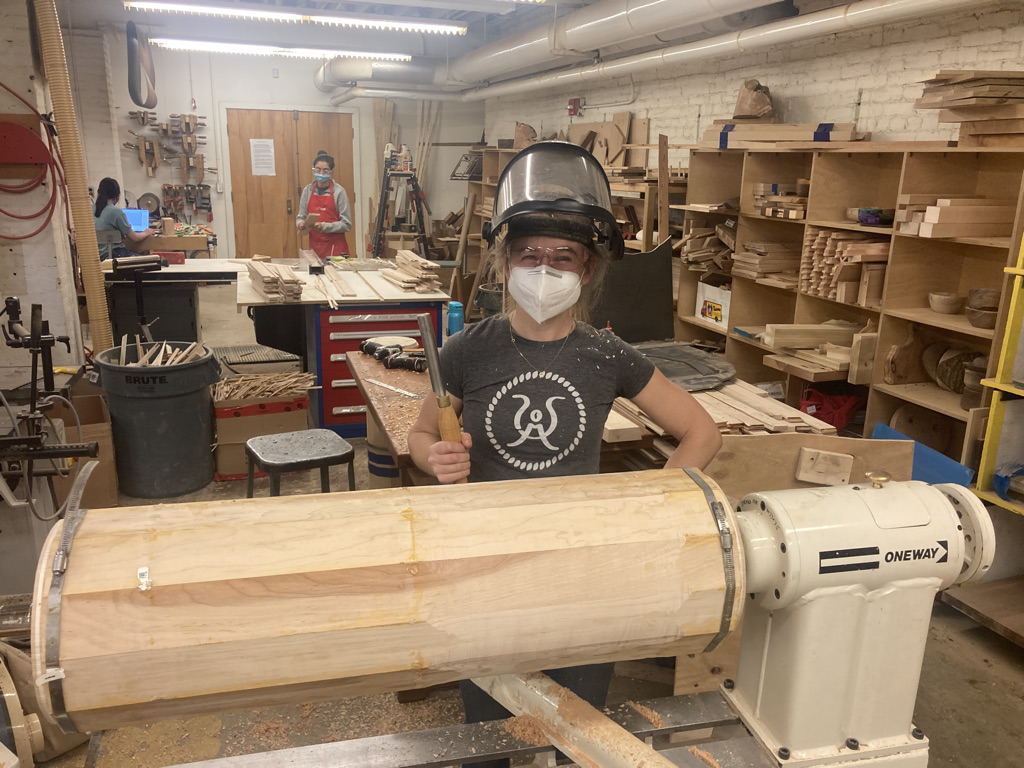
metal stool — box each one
[245,429,355,498]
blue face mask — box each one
[314,173,331,184]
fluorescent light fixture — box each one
[149,38,413,61]
[124,2,467,35]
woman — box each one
[296,150,351,260]
[407,141,722,768]
[93,177,154,260]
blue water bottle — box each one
[447,301,464,337]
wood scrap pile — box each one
[118,337,207,367]
[247,261,303,303]
[896,194,1015,238]
[614,379,837,444]
[678,225,733,272]
[566,110,649,169]
[915,70,1024,147]
[212,372,316,402]
[700,121,866,149]
[800,226,888,307]
[731,240,800,287]
[380,249,442,293]
[752,180,810,219]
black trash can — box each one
[94,342,221,498]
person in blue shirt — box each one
[93,177,154,260]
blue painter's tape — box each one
[813,122,835,142]
[719,124,736,149]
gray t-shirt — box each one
[94,203,132,260]
[440,315,655,482]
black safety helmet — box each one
[483,141,624,261]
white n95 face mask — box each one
[507,266,582,324]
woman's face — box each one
[313,161,332,181]
[506,235,593,284]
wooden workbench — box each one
[346,350,431,476]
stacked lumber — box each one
[915,70,1024,147]
[731,240,800,283]
[700,122,866,149]
[247,262,303,303]
[212,372,316,402]
[896,194,1015,238]
[380,249,443,293]
[752,180,810,219]
[800,226,888,306]
[761,321,870,384]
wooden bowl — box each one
[967,288,999,310]
[965,306,998,329]
[928,291,965,314]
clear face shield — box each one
[484,142,624,261]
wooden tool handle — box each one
[436,394,467,484]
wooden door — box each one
[295,111,358,255]
[226,109,299,259]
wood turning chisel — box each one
[417,313,466,484]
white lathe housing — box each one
[729,479,995,767]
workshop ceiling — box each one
[58,0,599,62]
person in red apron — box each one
[296,150,351,260]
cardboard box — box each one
[50,395,119,509]
[214,395,310,480]
[695,279,731,329]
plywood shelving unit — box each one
[677,146,1024,465]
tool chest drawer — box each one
[313,303,442,436]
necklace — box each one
[509,312,574,375]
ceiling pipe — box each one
[313,0,775,90]
[330,86,466,105]
[319,0,994,103]
[315,58,442,92]
[446,0,776,85]
[464,0,994,101]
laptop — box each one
[123,208,150,232]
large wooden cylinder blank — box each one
[33,469,743,733]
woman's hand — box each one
[296,219,307,233]
[427,432,472,483]
[311,222,324,232]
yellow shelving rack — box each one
[974,240,1024,515]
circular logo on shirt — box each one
[484,371,587,472]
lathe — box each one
[0,468,994,768]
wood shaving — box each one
[502,714,551,746]
[626,700,665,728]
[688,745,721,768]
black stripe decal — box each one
[820,561,881,574]
[820,547,879,560]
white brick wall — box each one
[0,0,82,365]
[66,31,123,188]
[485,3,1024,164]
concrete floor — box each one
[38,283,1024,767]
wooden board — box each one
[940,576,1024,648]
[918,220,1014,238]
[794,446,855,485]
[703,433,914,503]
[32,469,742,732]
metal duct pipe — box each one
[463,0,994,101]
[598,1,797,57]
[33,0,112,353]
[446,0,775,85]
[329,86,466,105]
[314,58,442,92]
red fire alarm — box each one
[568,97,584,117]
